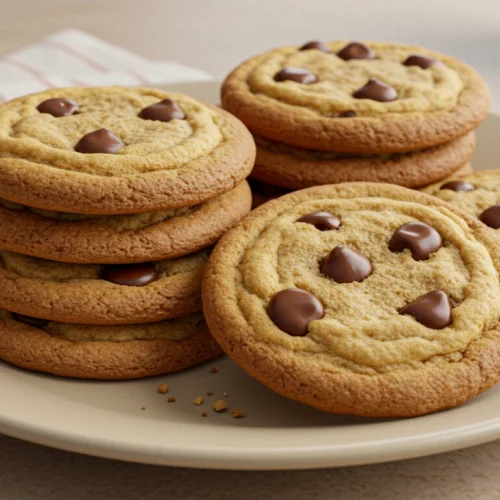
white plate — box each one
[0,81,499,470]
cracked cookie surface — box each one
[0,86,255,213]
[203,183,500,417]
[222,41,489,153]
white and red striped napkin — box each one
[0,29,213,103]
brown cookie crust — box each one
[0,250,209,324]
[0,87,255,214]
[0,311,223,379]
[251,133,476,189]
[222,42,490,153]
[0,181,251,264]
[203,183,500,417]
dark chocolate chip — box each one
[37,98,79,117]
[100,263,159,286]
[296,211,340,231]
[440,180,475,192]
[299,41,331,53]
[389,222,442,261]
[399,290,452,329]
[337,42,375,61]
[339,111,357,117]
[75,129,124,154]
[403,54,440,70]
[12,313,50,328]
[353,77,398,102]
[274,67,317,84]
[268,288,324,336]
[138,98,186,122]
[479,204,500,229]
[321,246,373,283]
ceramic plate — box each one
[0,81,499,470]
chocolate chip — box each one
[479,204,500,229]
[353,78,398,102]
[321,246,373,283]
[389,222,442,261]
[296,211,340,231]
[37,98,79,117]
[100,263,159,286]
[274,67,317,84]
[339,111,357,118]
[268,288,324,336]
[399,290,452,329]
[337,42,375,61]
[440,180,475,192]
[403,54,440,70]
[75,129,124,154]
[138,99,186,122]
[12,313,50,328]
[299,41,331,53]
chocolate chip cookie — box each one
[203,183,500,417]
[422,170,500,230]
[222,41,489,153]
[0,180,251,263]
[252,132,476,189]
[0,249,209,324]
[0,87,255,214]
[0,310,222,379]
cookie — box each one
[0,180,251,264]
[0,87,255,214]
[251,132,476,189]
[0,311,222,379]
[203,183,500,417]
[422,170,500,230]
[0,249,209,324]
[222,41,489,153]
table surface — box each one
[1,1,500,498]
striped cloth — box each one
[0,29,213,103]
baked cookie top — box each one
[0,249,209,324]
[422,170,500,229]
[203,183,500,417]
[222,41,489,153]
[0,87,255,214]
[0,180,251,264]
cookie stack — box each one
[222,41,490,205]
[0,86,255,379]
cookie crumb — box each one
[212,400,228,412]
[193,396,204,406]
[157,383,169,394]
[201,412,208,418]
[167,396,176,403]
[232,409,245,419]
[223,392,229,397]
[206,391,213,396]
[141,406,146,411]
[210,366,219,374]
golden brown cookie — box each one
[0,249,209,324]
[251,133,476,189]
[222,41,489,153]
[0,87,255,214]
[203,183,500,417]
[0,311,222,379]
[0,181,251,264]
[422,170,500,230]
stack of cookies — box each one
[0,86,255,379]
[222,41,490,205]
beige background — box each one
[1,0,500,498]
